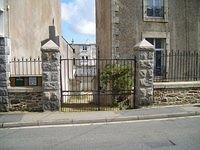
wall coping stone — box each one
[8,87,42,93]
[41,40,59,51]
[134,39,154,51]
[154,81,200,89]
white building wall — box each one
[60,37,74,102]
[0,0,5,36]
[71,44,96,91]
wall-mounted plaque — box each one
[29,77,37,86]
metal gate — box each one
[60,58,136,112]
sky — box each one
[61,0,96,44]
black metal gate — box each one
[60,58,136,112]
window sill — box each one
[143,17,168,23]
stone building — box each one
[96,0,200,74]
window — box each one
[73,58,76,65]
[83,45,87,50]
[73,48,75,54]
[146,38,166,76]
[143,0,168,22]
[29,77,37,86]
[86,56,88,60]
[146,0,164,17]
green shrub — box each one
[100,64,133,109]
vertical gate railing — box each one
[60,57,136,112]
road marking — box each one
[6,115,200,130]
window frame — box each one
[143,0,168,22]
[146,38,166,76]
[83,45,87,51]
[142,31,170,77]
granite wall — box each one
[0,37,10,112]
[154,82,200,105]
[8,87,43,111]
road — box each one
[0,116,200,150]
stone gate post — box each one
[41,40,61,111]
[133,39,154,107]
[0,37,10,112]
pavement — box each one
[0,104,200,128]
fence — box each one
[60,58,135,112]
[154,50,200,82]
[10,57,42,77]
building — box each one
[72,43,96,60]
[0,0,76,111]
[0,0,73,86]
[70,44,96,91]
[1,0,61,58]
[96,0,200,75]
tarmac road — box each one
[0,116,200,150]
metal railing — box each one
[154,50,200,82]
[60,58,136,112]
[10,57,42,77]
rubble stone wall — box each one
[8,87,43,111]
[154,82,200,105]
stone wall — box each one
[0,37,10,112]
[133,39,154,107]
[8,87,43,111]
[41,40,61,111]
[154,82,200,105]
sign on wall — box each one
[29,77,37,86]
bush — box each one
[100,64,133,109]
